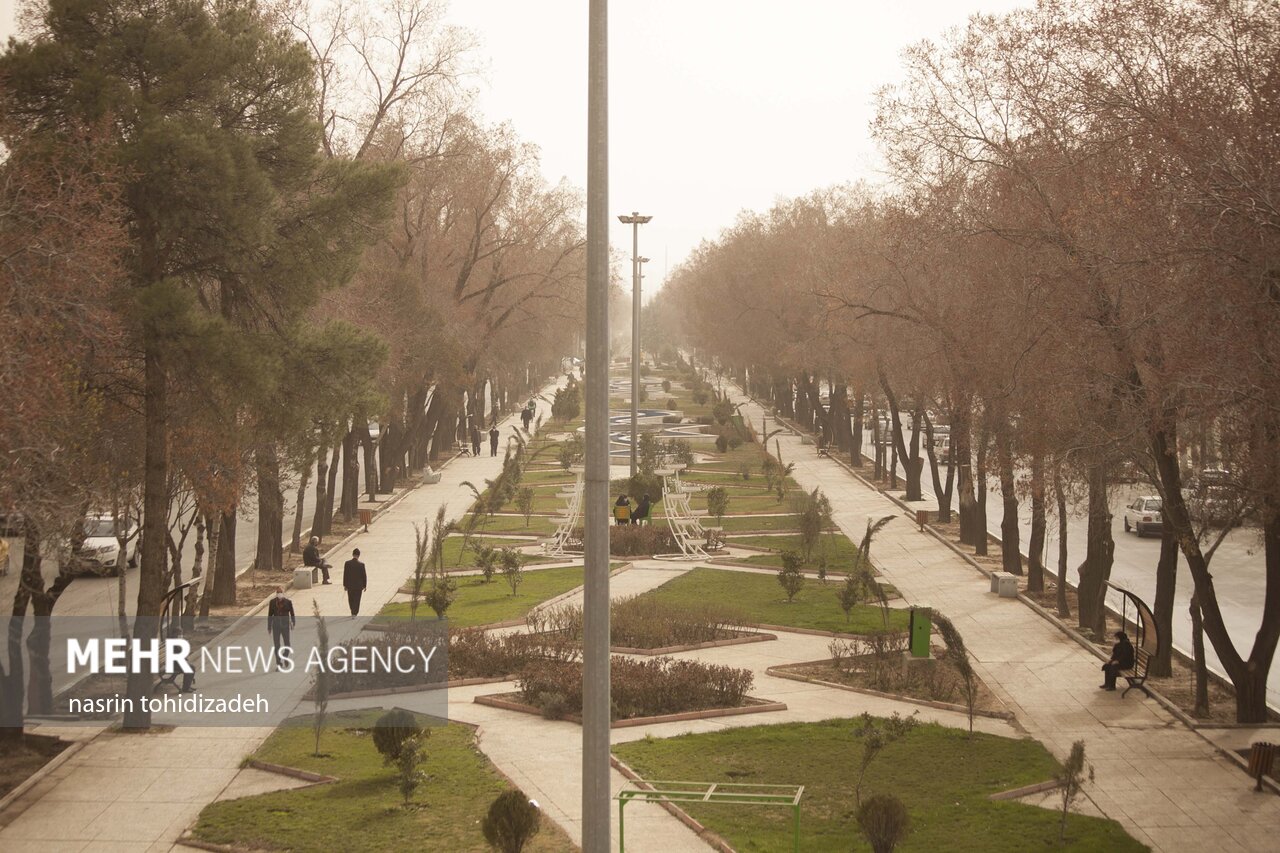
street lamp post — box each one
[617,212,652,479]
[584,3,610,851]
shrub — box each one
[792,488,833,564]
[551,383,581,421]
[695,414,714,425]
[727,434,743,450]
[517,657,754,720]
[662,415,682,424]
[706,486,729,524]
[558,432,584,469]
[934,613,978,735]
[640,363,650,377]
[863,630,908,689]
[777,552,805,602]
[853,712,919,807]
[500,547,525,595]
[691,388,709,405]
[1057,740,1095,842]
[668,439,694,466]
[475,543,499,583]
[615,471,665,504]
[592,522,677,556]
[712,399,735,424]
[426,571,457,619]
[530,596,745,649]
[483,790,543,853]
[516,487,535,527]
[837,573,862,623]
[661,379,672,393]
[858,793,911,853]
[373,708,423,765]
[396,735,426,807]
[738,462,751,481]
[665,396,678,410]
[715,434,729,453]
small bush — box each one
[695,415,713,425]
[727,435,743,450]
[712,400,735,424]
[662,415,683,424]
[475,543,499,583]
[500,547,525,595]
[373,708,422,764]
[668,439,694,466]
[706,486,730,523]
[665,396,677,409]
[858,793,911,853]
[517,657,754,720]
[661,379,672,393]
[606,523,677,556]
[778,552,805,602]
[483,790,542,853]
[738,462,751,481]
[692,388,709,405]
[715,434,729,453]
[396,735,426,807]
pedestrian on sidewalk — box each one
[267,587,296,669]
[343,548,368,617]
[489,424,500,456]
[470,422,482,456]
[1101,630,1134,690]
[302,535,332,584]
[521,406,533,432]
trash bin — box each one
[358,507,373,531]
[908,607,932,658]
[1248,742,1276,791]
[915,510,929,530]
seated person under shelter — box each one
[1101,630,1134,691]
[614,495,632,525]
[631,493,652,525]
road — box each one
[852,431,1277,709]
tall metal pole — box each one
[629,220,639,478]
[583,2,611,851]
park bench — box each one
[1122,646,1153,699]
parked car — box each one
[1123,496,1163,537]
[73,514,139,576]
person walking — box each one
[267,586,296,669]
[521,406,533,432]
[1100,630,1135,690]
[489,424,500,456]
[343,548,368,617]
[302,535,332,584]
[470,422,482,456]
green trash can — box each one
[908,607,932,658]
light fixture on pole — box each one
[617,212,652,479]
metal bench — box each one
[1123,646,1153,699]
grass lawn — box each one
[380,565,585,627]
[728,532,860,570]
[716,514,801,533]
[612,719,1146,853]
[439,534,533,567]
[481,514,561,536]
[639,567,907,634]
[191,710,573,853]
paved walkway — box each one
[0,382,563,853]
[725,387,1280,852]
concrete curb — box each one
[471,693,788,729]
[313,675,512,702]
[611,632,777,657]
[988,778,1063,801]
[0,736,93,822]
[244,759,337,785]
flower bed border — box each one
[765,660,1016,722]
[472,692,787,729]
[610,631,776,656]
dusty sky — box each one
[1,0,1033,298]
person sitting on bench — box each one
[1101,630,1134,691]
[614,495,632,526]
[631,493,652,525]
[303,535,332,584]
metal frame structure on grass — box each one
[540,467,584,557]
[655,466,721,560]
[616,780,804,852]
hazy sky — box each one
[0,0,1033,298]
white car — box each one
[73,514,139,575]
[1123,496,1163,538]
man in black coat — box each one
[1101,630,1135,690]
[302,535,332,584]
[489,425,500,456]
[267,586,296,669]
[343,548,368,617]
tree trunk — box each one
[23,525,72,716]
[184,513,204,632]
[879,369,922,500]
[973,416,989,558]
[125,343,170,730]
[339,427,359,522]
[1076,464,1113,639]
[1054,465,1071,618]
[1150,522,1178,677]
[956,408,976,545]
[360,416,379,498]
[323,441,340,528]
[1191,592,1210,717]
[255,443,283,574]
[923,412,954,523]
[311,448,330,540]
[198,512,220,621]
[211,509,237,606]
[1027,454,1046,593]
[1,545,33,739]
[851,389,864,467]
[290,463,310,553]
[996,425,1022,575]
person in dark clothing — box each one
[267,587,296,669]
[521,406,533,432]
[614,494,632,525]
[343,548,368,617]
[470,424,481,456]
[302,535,332,584]
[489,425,500,456]
[630,493,652,525]
[1101,630,1135,690]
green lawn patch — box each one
[613,719,1145,852]
[480,514,561,536]
[728,533,860,570]
[381,565,585,627]
[638,567,906,634]
[439,535,532,567]
[716,514,801,533]
[191,710,573,853]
